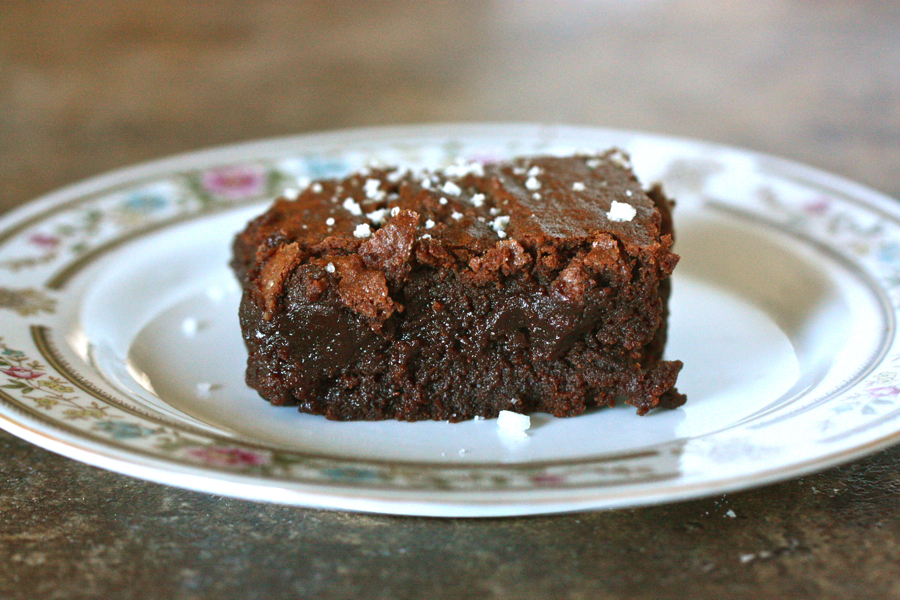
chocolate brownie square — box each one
[231,150,685,421]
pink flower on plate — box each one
[2,366,44,379]
[200,164,267,201]
[867,386,900,398]
[186,446,270,467]
[802,198,830,215]
[530,474,567,486]
[28,233,61,249]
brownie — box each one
[231,150,685,421]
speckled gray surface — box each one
[2,430,900,600]
[2,1,900,597]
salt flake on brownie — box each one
[606,200,637,222]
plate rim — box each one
[2,122,900,517]
[5,122,897,228]
[3,404,899,517]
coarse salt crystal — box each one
[439,197,448,205]
[444,160,485,178]
[497,410,530,438]
[296,176,311,189]
[525,176,541,191]
[527,166,542,177]
[325,262,335,273]
[282,187,300,200]
[181,317,199,337]
[606,201,637,222]
[353,223,372,238]
[367,208,389,224]
[421,233,432,240]
[364,178,385,200]
[608,149,631,169]
[491,215,510,234]
[572,182,586,191]
[441,181,462,196]
[386,169,406,183]
[325,217,335,226]
[342,198,362,216]
[532,193,541,200]
[311,182,323,193]
[586,158,602,169]
[725,509,736,518]
[425,219,436,229]
[470,193,485,207]
[420,178,432,189]
[390,206,400,217]
[205,285,227,302]
[489,207,500,216]
[451,211,463,220]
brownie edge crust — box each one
[232,150,686,421]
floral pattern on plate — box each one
[0,124,899,516]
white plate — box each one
[1,124,898,517]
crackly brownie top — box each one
[238,149,667,256]
[233,150,677,322]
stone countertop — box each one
[1,1,899,598]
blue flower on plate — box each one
[304,157,350,179]
[93,420,156,440]
[321,466,381,482]
[877,241,900,264]
[121,191,168,216]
